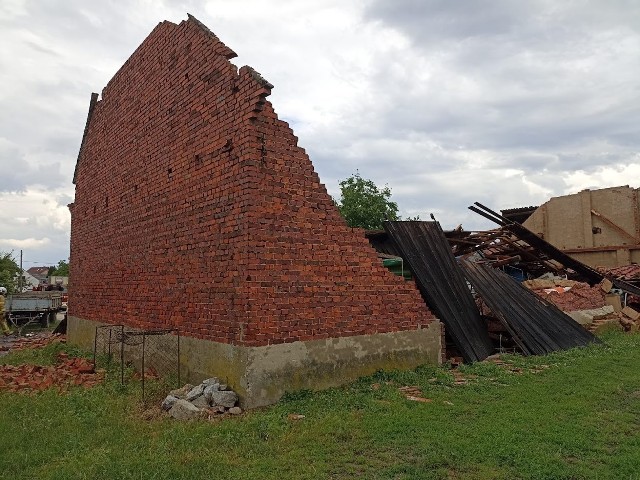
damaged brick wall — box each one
[70,15,435,346]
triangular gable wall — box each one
[70,16,435,347]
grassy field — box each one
[1,331,639,480]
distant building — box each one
[26,266,50,284]
[523,185,640,268]
[20,270,41,290]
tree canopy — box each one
[48,260,70,277]
[336,173,400,230]
[0,251,20,294]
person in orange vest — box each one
[0,287,12,336]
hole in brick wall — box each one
[134,184,138,193]
[168,168,172,175]
[93,205,96,214]
[246,275,251,281]
[592,226,602,234]
[194,154,201,165]
[185,73,189,79]
[232,85,239,94]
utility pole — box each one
[19,250,23,292]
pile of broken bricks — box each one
[0,351,103,393]
[0,332,65,355]
[524,278,607,311]
[524,278,640,333]
[161,377,242,420]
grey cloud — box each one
[363,0,640,145]
[2,0,639,263]
[365,0,534,43]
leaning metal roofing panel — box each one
[384,221,493,363]
[462,261,600,355]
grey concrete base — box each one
[68,315,442,409]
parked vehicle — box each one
[5,291,63,329]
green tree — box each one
[0,251,21,294]
[336,173,399,230]
[48,260,70,277]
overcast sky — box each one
[1,0,639,268]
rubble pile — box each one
[597,264,640,281]
[0,333,65,354]
[524,279,606,311]
[0,351,103,392]
[597,265,640,306]
[162,377,241,420]
[588,312,636,333]
[522,277,640,332]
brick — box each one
[70,16,436,347]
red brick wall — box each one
[70,16,435,346]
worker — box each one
[0,286,12,336]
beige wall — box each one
[524,186,640,268]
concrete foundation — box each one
[68,315,443,408]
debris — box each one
[531,282,606,311]
[161,395,179,411]
[604,294,622,312]
[161,378,240,420]
[566,306,616,327]
[185,384,206,401]
[406,396,432,403]
[169,384,194,399]
[399,385,432,402]
[468,202,640,297]
[600,279,613,293]
[0,352,103,393]
[5,333,65,352]
[287,413,305,421]
[621,306,640,321]
[210,390,238,408]
[203,383,221,401]
[191,395,210,409]
[168,399,204,420]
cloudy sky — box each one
[1,0,639,267]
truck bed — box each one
[6,292,63,312]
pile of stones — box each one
[161,377,241,420]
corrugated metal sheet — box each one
[462,261,600,355]
[384,221,493,363]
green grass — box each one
[1,332,640,479]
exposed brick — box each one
[70,16,436,347]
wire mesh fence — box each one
[93,325,180,401]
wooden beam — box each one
[590,209,640,244]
